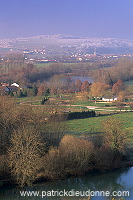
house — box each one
[102,97,118,102]
[11,83,20,87]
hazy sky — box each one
[0,0,133,39]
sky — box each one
[0,0,133,39]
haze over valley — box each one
[1,34,133,63]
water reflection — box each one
[0,167,133,200]
[71,76,93,83]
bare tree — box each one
[8,126,44,186]
[103,117,129,154]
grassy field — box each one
[16,93,133,114]
[72,100,116,106]
[35,62,94,68]
[15,94,133,141]
[16,96,43,102]
[64,112,133,139]
[35,63,52,68]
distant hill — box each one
[0,34,133,55]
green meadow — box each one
[64,112,133,138]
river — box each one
[0,167,133,200]
[70,76,94,83]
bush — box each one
[43,147,67,179]
[67,111,96,120]
[59,135,94,175]
[0,155,9,179]
[93,146,123,171]
[43,135,94,179]
[41,97,49,105]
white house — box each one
[102,97,118,102]
[11,83,20,87]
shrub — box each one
[0,155,9,179]
[40,97,49,105]
[59,135,94,175]
[43,147,67,179]
[93,146,123,171]
[43,135,94,179]
[67,111,96,120]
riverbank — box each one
[1,155,133,189]
[1,167,133,200]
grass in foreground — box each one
[64,112,133,138]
